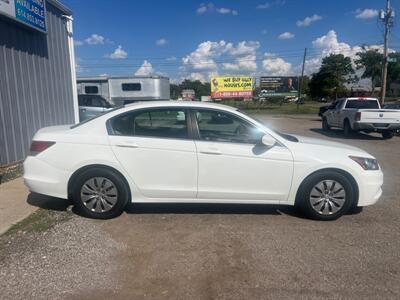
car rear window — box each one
[345,100,379,109]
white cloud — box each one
[74,40,83,46]
[197,3,238,16]
[296,14,322,27]
[278,32,295,39]
[355,9,378,19]
[107,45,128,59]
[181,40,260,81]
[166,56,177,61]
[135,60,154,76]
[303,30,384,75]
[156,38,167,46]
[197,3,213,14]
[85,34,105,45]
[256,2,270,9]
[262,53,293,76]
[257,1,285,9]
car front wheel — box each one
[322,117,330,131]
[297,171,355,221]
[72,168,130,219]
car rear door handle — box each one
[200,148,222,155]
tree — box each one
[309,54,356,100]
[355,48,383,94]
[170,80,211,99]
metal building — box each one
[0,0,77,166]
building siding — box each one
[0,1,74,166]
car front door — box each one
[107,108,197,199]
[192,109,293,201]
[329,100,344,127]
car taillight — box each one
[355,112,361,121]
[30,141,55,156]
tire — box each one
[322,117,330,131]
[297,171,355,221]
[343,120,352,137]
[382,131,394,139]
[72,168,130,219]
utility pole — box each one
[297,48,307,110]
[380,0,394,105]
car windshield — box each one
[345,100,380,109]
[71,105,124,129]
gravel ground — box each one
[0,115,399,300]
[0,214,126,300]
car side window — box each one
[110,108,188,139]
[195,110,263,144]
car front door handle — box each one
[115,142,139,149]
[200,148,222,155]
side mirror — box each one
[261,135,276,147]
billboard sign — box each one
[0,0,46,33]
[259,76,298,97]
[211,76,253,99]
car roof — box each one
[122,100,238,112]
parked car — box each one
[322,97,400,139]
[24,101,383,221]
[78,95,113,121]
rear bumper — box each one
[23,156,70,199]
[353,122,400,131]
[356,169,384,207]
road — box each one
[1,116,399,300]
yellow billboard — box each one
[211,76,253,98]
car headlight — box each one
[349,156,379,170]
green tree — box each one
[355,48,383,94]
[388,52,400,96]
[170,80,211,99]
[309,54,356,100]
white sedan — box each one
[24,101,383,220]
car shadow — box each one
[310,128,383,140]
[27,192,72,211]
[124,202,299,217]
[27,192,305,218]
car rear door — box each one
[191,109,293,201]
[107,107,197,199]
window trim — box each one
[188,108,266,145]
[106,107,194,141]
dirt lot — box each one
[1,116,399,300]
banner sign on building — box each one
[259,76,298,97]
[211,76,253,99]
[0,0,46,33]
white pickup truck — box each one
[322,97,400,139]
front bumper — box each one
[23,156,70,199]
[356,169,384,207]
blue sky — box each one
[63,0,400,82]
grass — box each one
[4,209,73,236]
[220,100,323,115]
[0,162,23,184]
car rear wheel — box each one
[297,171,355,221]
[382,131,394,139]
[72,168,129,219]
[322,117,330,131]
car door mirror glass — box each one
[261,135,276,147]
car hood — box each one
[291,134,373,156]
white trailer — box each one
[77,75,170,106]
